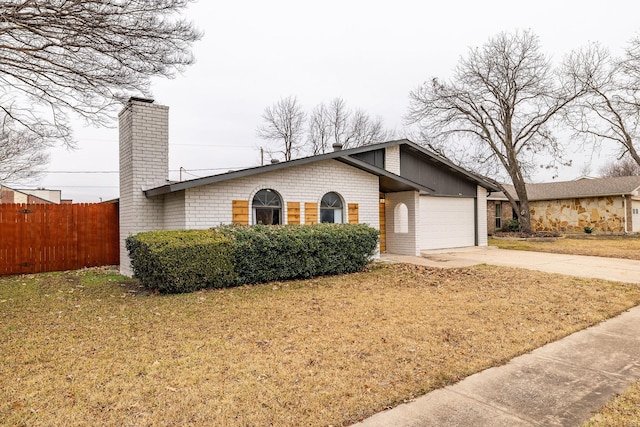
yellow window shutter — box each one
[232,200,249,225]
[287,202,301,224]
[348,203,359,223]
[305,202,318,224]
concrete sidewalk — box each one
[353,306,640,427]
[354,248,640,426]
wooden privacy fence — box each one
[0,203,119,276]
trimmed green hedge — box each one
[218,223,379,284]
[125,229,237,293]
[126,224,378,293]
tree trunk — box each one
[511,178,532,233]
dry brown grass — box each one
[492,234,640,427]
[583,382,640,427]
[489,235,640,260]
[2,264,640,426]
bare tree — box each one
[563,42,640,167]
[310,97,392,151]
[308,103,332,155]
[257,96,307,161]
[0,0,202,182]
[598,157,640,177]
[0,119,48,183]
[328,98,352,148]
[406,30,586,233]
[350,109,392,147]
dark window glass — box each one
[320,192,343,223]
[252,189,282,225]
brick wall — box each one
[486,200,513,235]
[118,100,169,276]
[384,145,400,175]
[180,159,380,235]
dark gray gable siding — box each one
[400,146,477,196]
[351,149,385,169]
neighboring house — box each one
[118,98,498,276]
[487,176,640,234]
[0,185,67,204]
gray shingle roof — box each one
[492,176,640,201]
[144,139,499,197]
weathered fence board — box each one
[0,203,119,275]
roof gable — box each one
[144,139,498,197]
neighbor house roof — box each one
[489,176,640,201]
[0,185,59,204]
[144,139,499,197]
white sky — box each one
[32,0,640,202]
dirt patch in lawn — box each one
[489,235,640,260]
[1,265,639,426]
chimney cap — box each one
[129,97,155,104]
[332,142,343,151]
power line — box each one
[44,166,254,174]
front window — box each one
[252,189,282,225]
[320,192,343,223]
[495,203,502,229]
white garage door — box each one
[633,200,640,232]
[420,196,475,250]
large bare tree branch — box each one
[564,42,640,167]
[0,0,202,183]
[406,30,586,232]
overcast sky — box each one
[32,0,640,202]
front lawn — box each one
[491,233,640,426]
[1,265,639,426]
[490,234,640,260]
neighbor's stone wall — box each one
[529,196,627,233]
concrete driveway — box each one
[381,246,640,284]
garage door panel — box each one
[420,197,474,250]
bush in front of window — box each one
[501,218,521,232]
[126,230,237,293]
[127,224,378,293]
[218,223,379,285]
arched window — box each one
[252,189,282,225]
[320,192,343,223]
[394,203,408,233]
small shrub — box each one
[126,230,236,293]
[501,218,521,232]
[584,225,594,234]
[217,223,379,285]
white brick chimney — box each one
[118,98,169,276]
